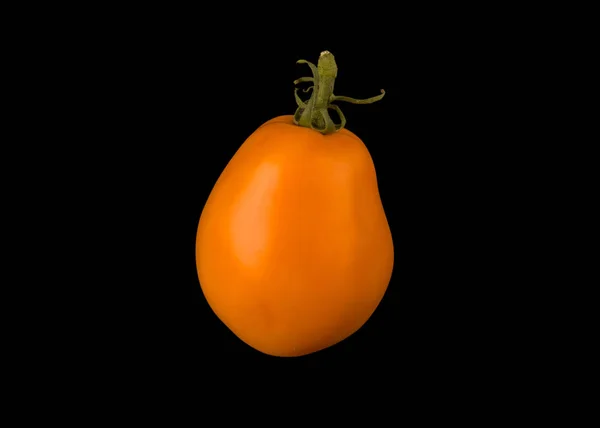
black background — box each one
[24,6,554,380]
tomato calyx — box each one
[292,50,386,135]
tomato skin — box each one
[196,115,394,357]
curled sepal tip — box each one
[331,89,385,105]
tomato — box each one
[196,51,393,357]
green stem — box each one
[292,51,385,135]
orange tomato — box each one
[195,52,393,357]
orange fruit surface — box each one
[196,115,394,357]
